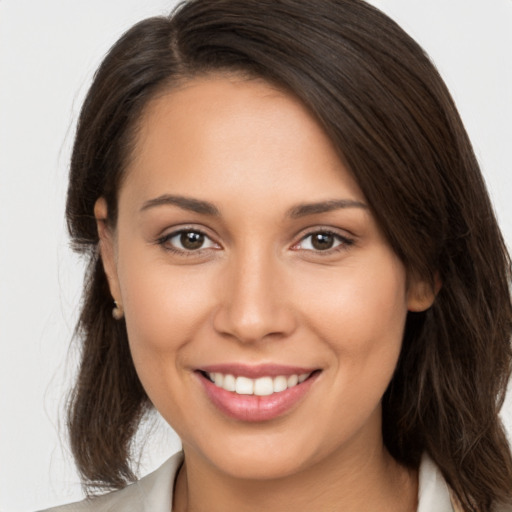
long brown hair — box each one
[66,1,512,509]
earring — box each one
[112,300,124,320]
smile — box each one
[204,372,312,396]
[197,366,321,422]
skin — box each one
[96,75,435,512]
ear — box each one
[407,273,441,312]
[94,197,122,305]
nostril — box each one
[212,301,298,344]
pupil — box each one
[312,233,334,250]
[180,231,204,250]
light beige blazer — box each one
[38,452,510,512]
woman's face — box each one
[97,75,433,480]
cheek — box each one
[297,256,408,440]
[296,252,408,412]
[300,257,408,349]
[115,246,214,385]
[116,258,218,432]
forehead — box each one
[121,74,365,208]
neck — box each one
[173,437,418,512]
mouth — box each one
[196,365,321,422]
[200,370,315,396]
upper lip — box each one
[198,363,319,379]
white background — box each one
[0,1,511,510]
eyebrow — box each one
[140,194,220,216]
[140,194,367,218]
[287,199,368,218]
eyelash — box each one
[155,228,354,256]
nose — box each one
[212,249,297,344]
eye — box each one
[158,229,219,252]
[295,230,353,252]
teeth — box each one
[254,377,273,396]
[273,375,288,393]
[223,374,236,392]
[287,374,298,387]
[235,376,254,395]
[206,371,312,395]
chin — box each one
[209,448,311,481]
[184,427,335,482]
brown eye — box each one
[160,229,218,253]
[311,232,335,250]
[295,230,353,253]
[180,231,205,250]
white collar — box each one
[417,454,454,512]
[50,451,456,511]
[162,452,455,512]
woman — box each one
[41,0,512,511]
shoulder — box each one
[37,452,183,512]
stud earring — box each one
[112,300,124,320]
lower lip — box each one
[198,372,319,422]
